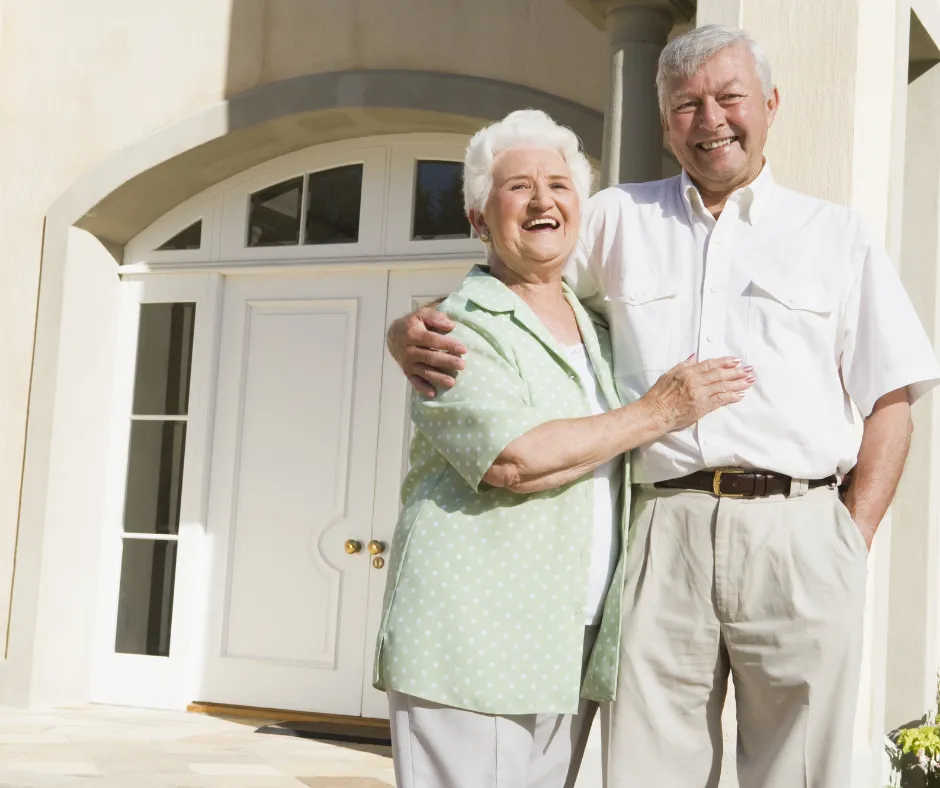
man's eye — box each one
[720,94,744,101]
[674,102,695,111]
[511,183,528,191]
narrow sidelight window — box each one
[115,303,195,657]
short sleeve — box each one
[841,223,940,417]
[411,318,554,492]
[564,188,623,303]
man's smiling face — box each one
[664,44,779,200]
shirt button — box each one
[709,285,718,293]
[705,335,714,343]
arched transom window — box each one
[124,135,481,267]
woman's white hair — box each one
[656,25,774,114]
[462,109,592,217]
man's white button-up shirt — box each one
[566,165,940,483]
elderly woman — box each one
[372,110,753,788]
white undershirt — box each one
[563,344,623,625]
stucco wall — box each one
[225,0,609,109]
[0,0,607,651]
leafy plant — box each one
[885,674,940,787]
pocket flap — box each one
[749,274,835,314]
[605,280,678,306]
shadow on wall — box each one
[221,0,608,161]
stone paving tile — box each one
[0,705,395,787]
[5,765,99,777]
[298,779,393,787]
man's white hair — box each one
[656,25,774,114]
[463,109,592,217]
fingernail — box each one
[736,391,747,398]
[746,375,757,383]
[456,345,468,354]
[732,358,743,365]
[687,353,696,360]
[743,366,755,374]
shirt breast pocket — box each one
[745,274,836,366]
[604,279,678,374]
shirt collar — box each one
[460,265,518,313]
[461,264,581,314]
[679,161,775,227]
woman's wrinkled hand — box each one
[641,355,755,433]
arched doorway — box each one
[89,135,481,718]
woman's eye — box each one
[510,183,528,191]
[551,183,569,190]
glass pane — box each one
[304,164,363,245]
[123,421,186,535]
[412,161,471,240]
[248,177,303,247]
[115,539,177,656]
[155,221,201,251]
[132,303,196,416]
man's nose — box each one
[698,97,727,131]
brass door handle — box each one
[368,540,387,555]
[344,539,363,555]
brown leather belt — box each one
[654,468,838,499]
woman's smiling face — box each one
[472,147,581,282]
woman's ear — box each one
[468,209,488,238]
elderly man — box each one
[387,24,940,788]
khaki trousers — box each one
[607,485,868,788]
[389,627,604,788]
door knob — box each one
[368,540,387,555]
[344,539,363,555]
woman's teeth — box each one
[523,218,559,230]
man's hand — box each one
[386,307,468,397]
[843,386,913,551]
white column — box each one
[594,0,687,186]
[889,52,940,729]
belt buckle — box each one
[713,467,746,498]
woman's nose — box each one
[530,184,553,209]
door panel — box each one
[359,265,471,719]
[199,271,386,714]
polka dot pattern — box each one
[371,267,633,716]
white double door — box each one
[198,266,465,718]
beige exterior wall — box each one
[0,0,608,656]
[225,1,609,108]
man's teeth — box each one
[524,218,559,229]
[700,138,737,151]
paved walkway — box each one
[0,705,395,787]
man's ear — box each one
[661,115,674,155]
[766,86,780,126]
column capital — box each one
[567,0,694,34]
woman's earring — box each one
[479,229,491,243]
